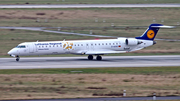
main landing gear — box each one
[88,55,93,60]
[16,55,20,61]
[88,55,102,60]
[96,55,102,60]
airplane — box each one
[7,23,174,61]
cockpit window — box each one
[16,45,26,48]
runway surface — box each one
[2,96,180,101]
[0,4,180,8]
[0,55,180,69]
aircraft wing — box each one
[0,26,179,41]
[0,27,116,38]
[85,50,127,55]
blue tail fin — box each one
[135,24,163,40]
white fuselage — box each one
[8,38,153,56]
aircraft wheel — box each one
[96,56,102,60]
[16,58,19,61]
[16,56,20,61]
[88,55,93,60]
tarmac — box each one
[0,55,180,69]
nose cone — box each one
[8,49,15,55]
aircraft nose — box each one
[8,49,15,55]
[8,50,12,55]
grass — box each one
[0,0,179,5]
[0,7,180,27]
[0,67,179,100]
[0,66,180,74]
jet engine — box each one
[125,38,142,45]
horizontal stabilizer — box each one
[151,25,175,28]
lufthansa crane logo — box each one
[147,30,155,39]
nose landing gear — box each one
[16,55,20,61]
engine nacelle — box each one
[125,38,142,45]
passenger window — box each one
[109,43,111,45]
[106,43,107,45]
[99,43,100,45]
[81,44,83,46]
[102,43,104,45]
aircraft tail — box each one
[135,23,174,40]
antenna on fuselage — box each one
[63,39,65,41]
[36,40,39,42]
